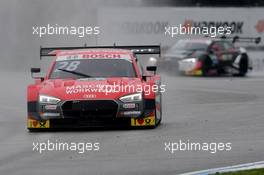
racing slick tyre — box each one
[155,93,162,128]
[233,54,248,77]
[201,55,212,76]
[148,94,162,129]
[157,93,162,125]
[148,110,161,129]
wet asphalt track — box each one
[0,65,264,175]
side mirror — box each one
[146,66,157,72]
[31,68,40,73]
[30,68,43,81]
[143,66,157,80]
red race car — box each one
[27,45,162,131]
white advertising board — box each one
[98,8,264,47]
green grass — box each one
[211,168,264,175]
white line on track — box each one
[180,161,264,175]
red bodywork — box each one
[27,48,162,129]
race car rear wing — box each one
[40,45,161,59]
[219,36,261,44]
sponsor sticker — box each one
[56,53,131,62]
[131,116,155,126]
[28,119,50,128]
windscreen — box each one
[49,59,136,79]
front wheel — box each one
[201,56,212,76]
[156,94,162,126]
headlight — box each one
[183,58,197,63]
[119,93,142,103]
[39,95,61,104]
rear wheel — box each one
[233,54,248,77]
[238,54,248,76]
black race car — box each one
[162,36,261,76]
